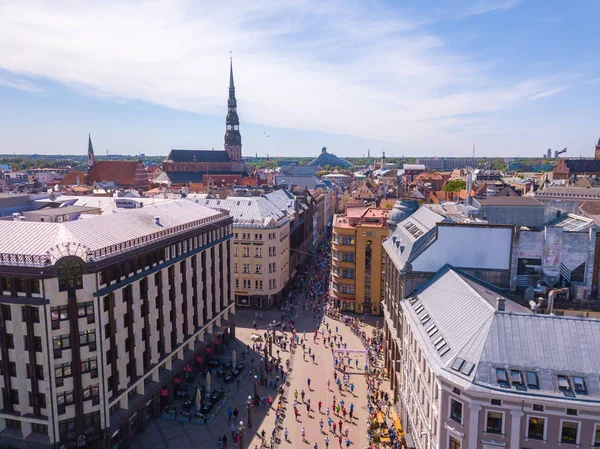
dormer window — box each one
[573,376,587,394]
[496,368,509,384]
[525,371,539,389]
[557,375,571,391]
[510,370,523,385]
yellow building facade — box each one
[330,207,388,315]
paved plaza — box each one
[131,299,385,449]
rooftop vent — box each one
[155,216,160,225]
[496,297,505,312]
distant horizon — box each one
[1,1,599,157]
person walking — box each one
[302,427,306,442]
[319,419,324,433]
[325,436,330,449]
[284,427,289,442]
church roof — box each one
[155,171,245,185]
[564,159,600,173]
[88,161,138,188]
[166,149,232,163]
[307,147,352,168]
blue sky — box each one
[0,0,599,158]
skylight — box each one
[461,362,475,376]
[510,370,523,384]
[573,376,587,394]
[496,368,508,384]
[525,371,539,389]
[451,358,464,371]
[557,375,571,391]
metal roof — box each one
[384,207,446,274]
[0,200,225,267]
[196,196,290,229]
[475,197,544,206]
[403,265,600,402]
[544,213,595,232]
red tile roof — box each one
[88,161,138,188]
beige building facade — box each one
[0,200,234,449]
[200,196,290,309]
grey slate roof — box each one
[274,175,320,190]
[196,196,290,229]
[0,201,224,267]
[384,206,446,273]
[166,149,231,163]
[265,189,296,216]
[404,265,600,402]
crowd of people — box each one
[241,235,403,449]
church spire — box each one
[225,54,241,161]
[88,134,95,169]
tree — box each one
[442,179,466,192]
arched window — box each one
[57,261,83,292]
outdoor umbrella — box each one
[206,371,211,393]
[232,350,237,366]
[196,388,202,410]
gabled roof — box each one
[87,161,138,188]
[166,149,231,163]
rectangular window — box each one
[527,416,545,440]
[51,306,69,321]
[510,370,522,384]
[558,375,571,391]
[449,436,461,449]
[79,330,96,346]
[5,419,21,430]
[525,371,539,388]
[573,376,586,394]
[593,424,600,447]
[450,399,463,424]
[53,334,71,350]
[77,302,94,318]
[560,421,579,444]
[31,423,47,434]
[486,411,503,434]
[496,368,508,384]
[81,357,98,374]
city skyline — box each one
[1,1,599,158]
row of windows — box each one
[0,277,41,296]
[3,334,43,352]
[494,368,586,394]
[1,305,40,323]
[53,330,96,350]
[332,234,355,245]
[51,302,94,322]
[235,279,274,291]
[235,232,278,241]
[447,397,596,446]
[99,224,230,286]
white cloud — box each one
[0,74,42,93]
[0,0,562,154]
[530,85,569,100]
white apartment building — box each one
[397,265,600,449]
[0,200,234,449]
[199,196,290,309]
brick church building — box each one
[156,58,252,188]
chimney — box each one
[496,297,505,312]
[155,216,160,225]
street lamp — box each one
[238,421,246,448]
[254,374,259,398]
[247,395,253,428]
